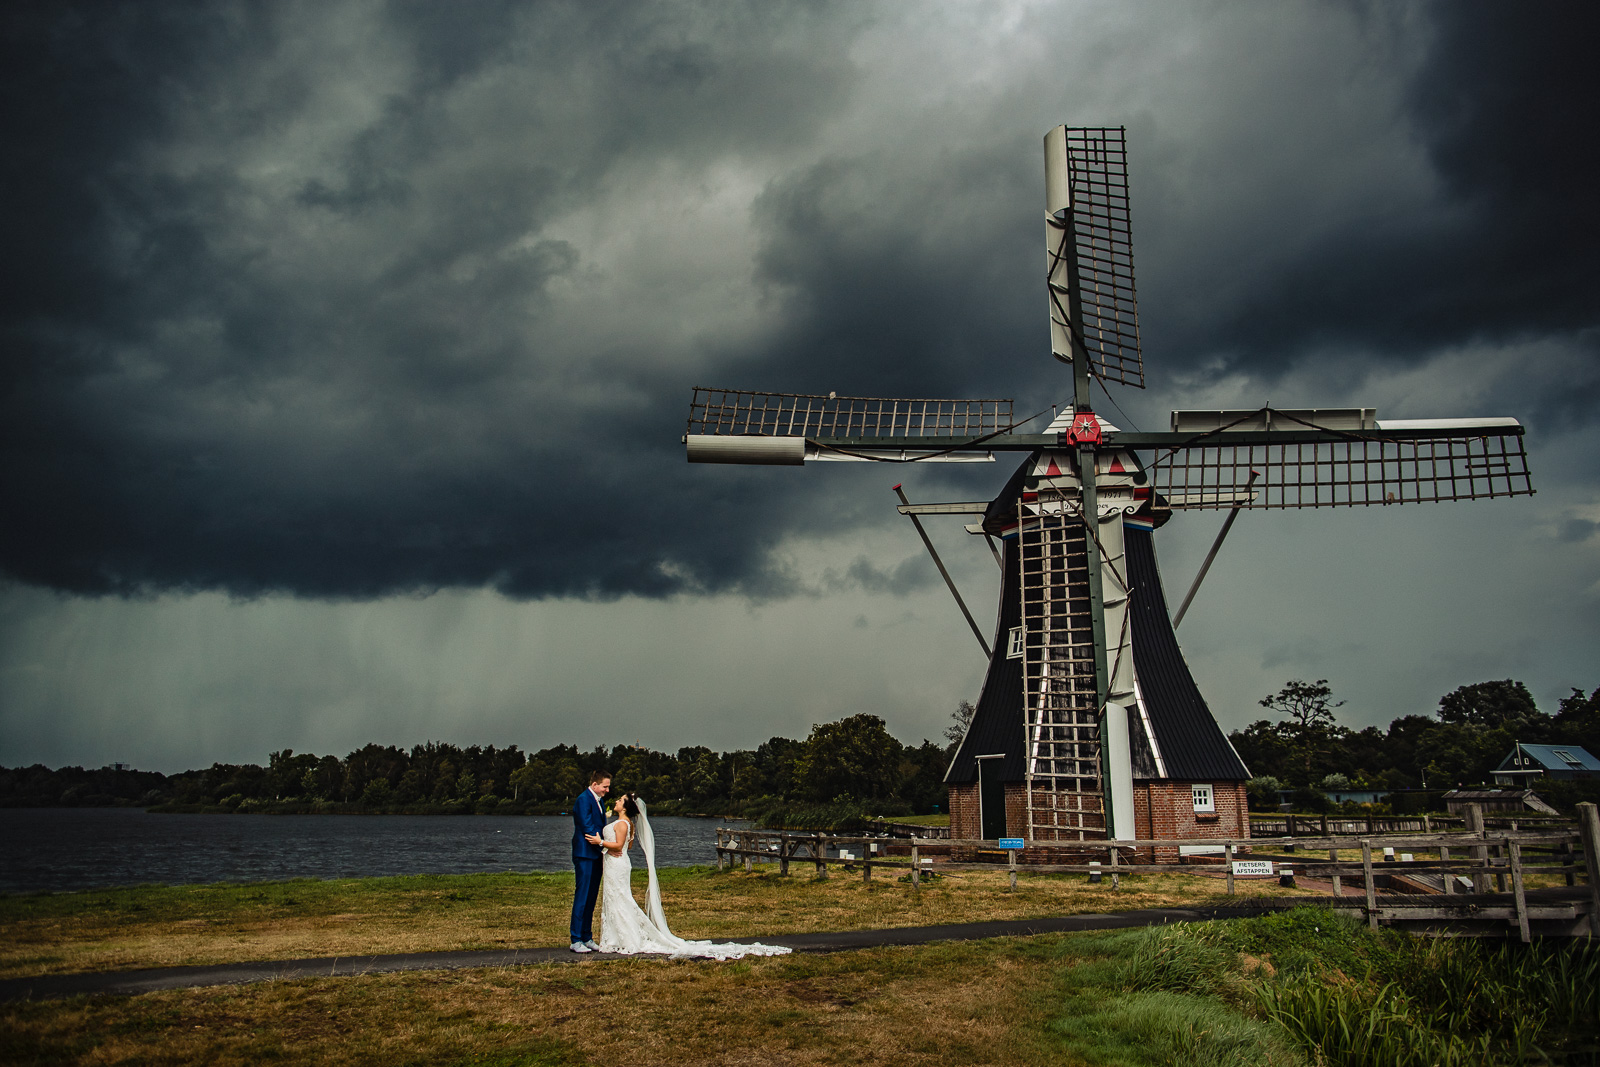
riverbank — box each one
[0,866,1312,981]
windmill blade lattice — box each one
[1150,425,1534,510]
[1048,127,1143,388]
[688,387,1012,439]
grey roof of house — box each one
[1495,744,1600,772]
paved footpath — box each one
[0,903,1295,1003]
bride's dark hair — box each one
[621,794,640,819]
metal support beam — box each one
[798,422,1527,455]
[892,485,990,658]
[1172,469,1258,628]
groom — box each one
[569,770,610,953]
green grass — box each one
[7,867,1594,1064]
[1,864,1315,980]
[4,908,1594,1065]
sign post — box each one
[999,838,1024,890]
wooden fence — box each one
[714,803,1600,943]
[1249,812,1573,837]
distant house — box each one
[1492,743,1600,785]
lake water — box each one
[1,808,743,894]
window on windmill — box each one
[1007,627,1024,659]
[1192,784,1215,813]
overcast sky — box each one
[3,1,1596,773]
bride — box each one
[586,794,790,959]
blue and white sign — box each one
[998,838,1026,849]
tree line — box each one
[0,713,951,821]
[1230,679,1600,813]
[9,679,1594,819]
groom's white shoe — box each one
[570,942,592,953]
[583,940,600,951]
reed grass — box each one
[1121,907,1600,1065]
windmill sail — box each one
[687,387,1011,437]
[685,387,1014,464]
[1148,410,1534,509]
[1046,127,1143,388]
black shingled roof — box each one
[945,535,1025,785]
[1125,527,1251,781]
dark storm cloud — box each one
[1159,0,1599,377]
[1,2,1593,605]
[1,1,868,600]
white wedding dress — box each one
[596,800,790,959]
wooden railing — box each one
[1250,812,1573,836]
[714,803,1600,943]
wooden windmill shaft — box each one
[682,125,1535,847]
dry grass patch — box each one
[0,866,1318,980]
[0,938,1069,1066]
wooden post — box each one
[863,841,873,883]
[1465,804,1490,894]
[1362,840,1377,930]
[779,833,790,877]
[1561,839,1576,887]
[1328,847,1341,897]
[911,841,921,888]
[1224,842,1235,895]
[1110,846,1120,890]
[1577,802,1600,938]
[1008,847,1017,890]
[1321,813,1328,836]
[716,829,726,871]
[743,831,753,873]
[1440,844,1453,894]
[1508,839,1531,944]
[815,834,827,879]
[1423,814,1431,834]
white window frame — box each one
[1006,626,1024,659]
[1191,783,1215,814]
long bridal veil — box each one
[611,796,788,959]
[634,797,674,937]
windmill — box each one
[682,127,1533,850]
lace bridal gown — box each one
[596,800,790,959]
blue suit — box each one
[570,788,606,943]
